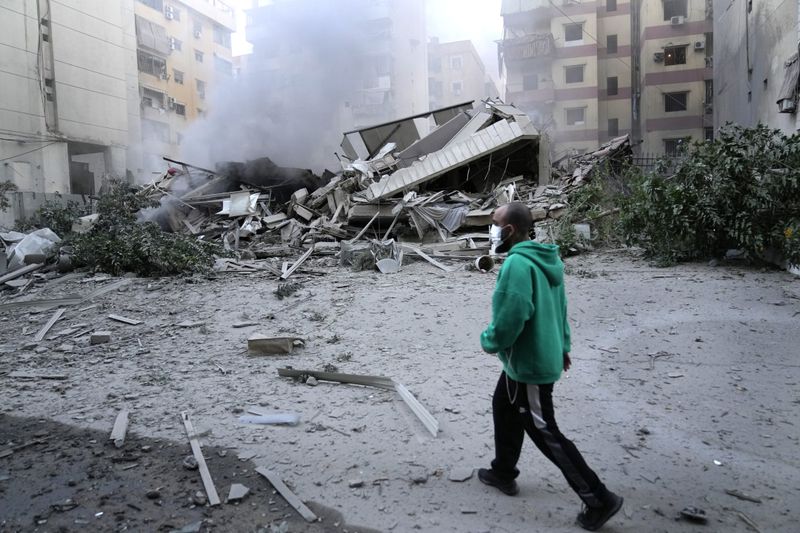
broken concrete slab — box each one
[247,335,304,355]
[226,483,250,503]
[90,331,112,345]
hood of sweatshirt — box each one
[508,240,564,287]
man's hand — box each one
[563,352,571,372]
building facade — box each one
[1,0,138,215]
[132,0,235,176]
[428,38,500,110]
[636,0,713,155]
[499,0,713,158]
[713,0,799,135]
[244,0,428,151]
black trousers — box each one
[490,371,611,508]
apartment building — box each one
[636,0,713,155]
[133,0,235,174]
[0,0,138,220]
[500,0,713,158]
[500,0,632,158]
[245,0,428,136]
[713,0,799,135]
[428,38,500,110]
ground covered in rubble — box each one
[1,250,798,532]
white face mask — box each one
[489,224,503,254]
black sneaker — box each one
[477,468,519,496]
[577,493,623,531]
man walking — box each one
[479,202,623,531]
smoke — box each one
[178,0,374,173]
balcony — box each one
[501,33,555,62]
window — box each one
[141,87,165,108]
[142,119,170,143]
[607,0,617,11]
[564,23,583,42]
[429,57,442,73]
[664,45,687,66]
[606,34,618,54]
[663,0,688,20]
[173,69,184,84]
[137,50,166,78]
[428,78,443,97]
[608,118,619,136]
[197,108,205,118]
[664,137,691,155]
[193,20,202,37]
[215,56,233,76]
[607,76,618,96]
[138,0,163,11]
[450,56,462,70]
[196,79,205,99]
[213,25,231,48]
[194,50,203,63]
[170,37,182,51]
[566,107,586,126]
[175,103,186,116]
[452,81,463,96]
[565,65,584,84]
[176,132,183,146]
[523,74,539,91]
[664,91,688,112]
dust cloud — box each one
[178,0,371,174]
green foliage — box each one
[620,124,800,266]
[0,180,18,212]
[68,180,220,277]
[16,196,89,236]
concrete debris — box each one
[226,483,250,502]
[247,335,304,355]
[129,100,631,275]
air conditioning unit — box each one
[193,30,202,38]
[167,97,176,109]
[694,41,705,51]
[671,15,685,25]
[165,6,174,20]
[169,37,177,50]
[653,52,665,62]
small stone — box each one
[217,450,227,458]
[146,489,160,500]
[348,479,364,488]
[90,332,111,345]
[55,343,74,353]
[306,376,318,387]
[448,468,474,482]
[141,445,152,453]
[412,474,428,485]
[192,490,207,506]
[227,483,250,502]
[34,346,48,354]
[231,407,244,414]
[182,455,198,470]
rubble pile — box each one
[139,99,631,275]
[1,99,632,285]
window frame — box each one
[608,118,619,137]
[565,106,586,126]
[664,91,688,112]
[173,69,184,84]
[451,80,463,96]
[565,64,585,84]
[564,23,583,43]
[194,50,204,63]
[607,0,617,11]
[664,45,687,66]
[450,55,463,70]
[606,34,618,54]
[663,0,688,20]
[607,76,618,96]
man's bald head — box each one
[494,202,533,234]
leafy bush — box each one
[68,180,220,276]
[621,124,800,266]
[16,196,89,236]
[0,180,17,212]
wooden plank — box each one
[394,381,439,437]
[382,210,403,240]
[401,245,454,273]
[279,246,314,280]
[277,368,394,389]
[180,411,221,506]
[108,314,143,325]
[109,410,129,448]
[34,308,65,342]
[255,467,318,523]
[0,263,43,285]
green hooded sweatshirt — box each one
[480,240,571,384]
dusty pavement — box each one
[1,249,798,532]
